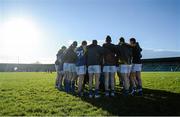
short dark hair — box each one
[106,35,112,43]
[61,46,66,50]
[82,41,87,46]
[92,40,97,45]
[119,37,125,43]
[130,38,136,44]
[72,41,78,47]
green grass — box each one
[0,72,180,116]
[142,72,180,93]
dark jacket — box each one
[87,44,104,66]
[57,49,65,62]
[132,42,142,64]
[103,43,117,66]
[75,46,87,66]
[63,46,77,63]
[116,43,132,65]
[55,49,66,71]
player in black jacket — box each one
[87,40,104,98]
[116,37,133,96]
[130,38,143,96]
[103,35,117,97]
[63,41,78,93]
[55,46,67,90]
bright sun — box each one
[0,17,41,56]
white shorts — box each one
[131,64,142,72]
[55,65,58,72]
[88,65,101,74]
[103,66,117,73]
[63,63,76,72]
[118,65,132,74]
[58,71,64,75]
[76,66,86,75]
[128,65,132,73]
[63,63,69,72]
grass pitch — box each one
[0,72,180,116]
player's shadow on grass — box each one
[80,88,180,115]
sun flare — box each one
[0,17,41,56]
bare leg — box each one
[63,71,67,84]
[67,71,72,92]
[63,71,68,92]
[130,72,137,88]
[129,72,137,95]
[136,71,143,95]
[58,73,63,88]
[78,74,84,93]
[117,71,123,86]
[55,72,59,87]
[110,72,115,91]
[136,71,142,87]
[88,73,93,91]
[88,73,93,97]
[94,73,100,98]
[70,72,76,93]
[120,73,125,88]
[95,73,100,90]
[104,72,109,91]
[123,73,130,91]
[71,72,77,82]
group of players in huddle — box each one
[55,35,143,98]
